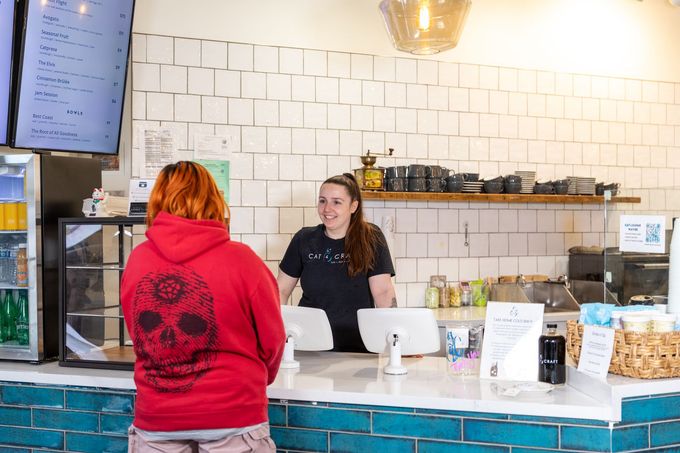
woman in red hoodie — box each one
[122,161,285,452]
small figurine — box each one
[91,188,106,216]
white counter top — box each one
[2,353,678,423]
[432,306,579,326]
[269,352,614,421]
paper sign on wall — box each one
[480,302,545,381]
[195,159,230,203]
[577,325,615,381]
[619,215,666,253]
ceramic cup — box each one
[386,178,406,192]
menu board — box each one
[0,0,16,145]
[13,0,134,154]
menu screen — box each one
[13,0,134,154]
[0,0,16,145]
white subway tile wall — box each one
[132,34,680,306]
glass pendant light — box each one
[379,0,472,55]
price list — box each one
[14,0,133,153]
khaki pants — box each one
[127,425,276,453]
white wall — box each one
[129,29,680,306]
[132,0,680,82]
[128,0,680,307]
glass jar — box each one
[461,288,472,306]
[439,284,450,308]
[425,286,439,309]
[471,281,489,307]
[449,283,461,307]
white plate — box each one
[514,382,554,394]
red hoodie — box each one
[121,212,285,431]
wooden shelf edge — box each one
[361,191,641,204]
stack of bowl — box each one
[504,175,522,194]
[553,179,569,195]
[483,176,504,193]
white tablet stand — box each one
[280,305,334,369]
[357,308,440,375]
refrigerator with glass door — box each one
[0,153,100,361]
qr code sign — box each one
[646,223,661,244]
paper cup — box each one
[651,313,676,333]
[621,313,651,332]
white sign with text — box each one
[577,325,615,381]
[480,302,545,381]
[619,215,666,253]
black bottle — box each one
[538,323,566,385]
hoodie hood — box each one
[145,211,230,263]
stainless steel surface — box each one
[632,263,669,270]
[489,283,530,303]
[490,282,580,312]
[521,282,581,313]
[570,280,620,306]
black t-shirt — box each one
[279,224,395,352]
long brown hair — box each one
[322,173,383,277]
[146,161,229,227]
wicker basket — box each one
[566,320,680,379]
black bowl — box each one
[447,180,464,193]
[554,184,569,195]
[504,182,522,194]
[484,181,504,193]
[533,184,554,194]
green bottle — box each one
[16,290,29,346]
[0,290,6,342]
[2,290,16,342]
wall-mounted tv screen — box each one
[0,0,17,145]
[12,0,134,154]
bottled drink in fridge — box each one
[0,290,5,342]
[1,290,17,342]
[16,290,29,346]
[538,323,566,385]
[15,244,27,287]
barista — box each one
[277,173,396,352]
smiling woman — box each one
[277,173,397,353]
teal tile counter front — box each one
[0,356,679,452]
[0,382,133,452]
[0,382,679,452]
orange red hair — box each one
[146,161,228,227]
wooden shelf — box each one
[361,191,641,204]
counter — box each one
[1,354,679,452]
[432,306,580,326]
